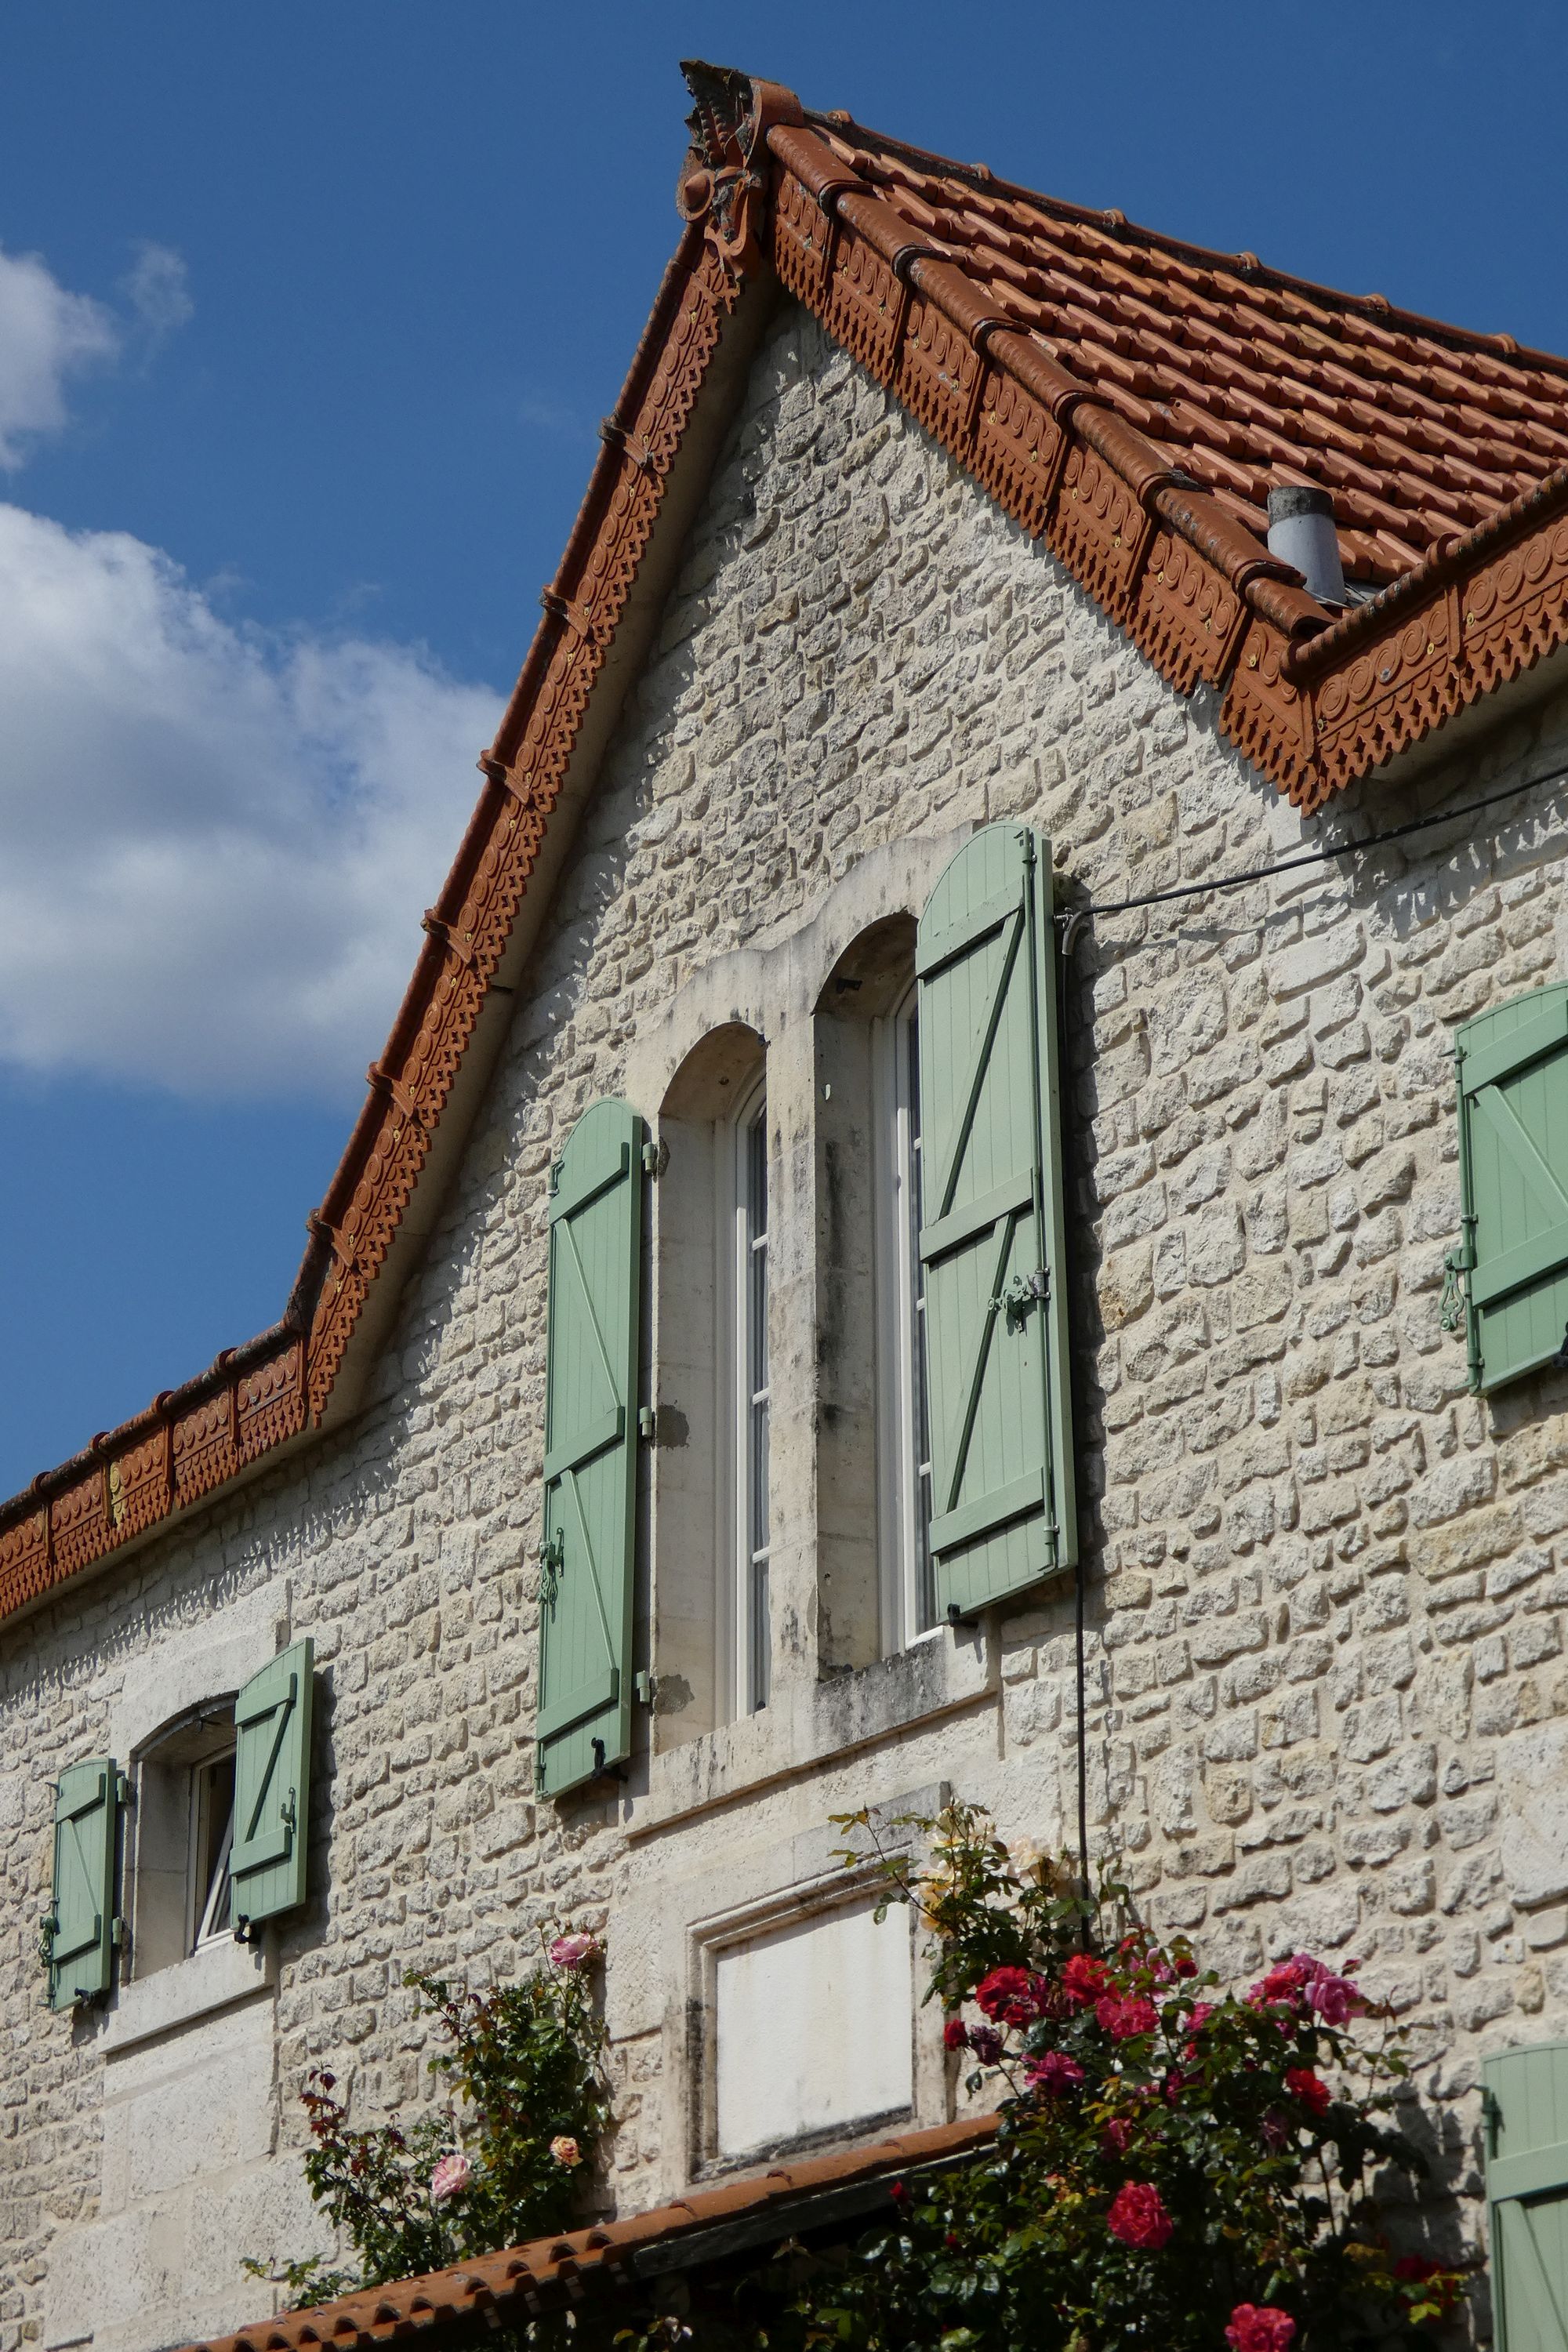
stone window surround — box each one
[97,1581,291,2052]
[620,829,1011,1830]
[609,1783,953,2183]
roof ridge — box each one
[799,106,1568,383]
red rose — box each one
[1096,1994,1159,2040]
[970,2026,1004,2066]
[1174,1953,1197,1978]
[1225,2304,1296,2352]
[1102,2118,1134,2156]
[1284,2066,1330,2118]
[1060,1953,1111,2006]
[943,2016,970,2051]
[974,1966,1047,2026]
[1105,2181,1173,2250]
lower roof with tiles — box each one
[186,2116,996,2352]
[5,59,1568,1648]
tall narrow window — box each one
[877,989,935,1648]
[735,1083,771,1711]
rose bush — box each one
[246,1937,608,2304]
[728,1804,1467,2352]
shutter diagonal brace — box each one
[1472,1083,1568,1222]
[561,1467,619,1675]
[1508,2197,1568,2350]
[557,1213,623,1421]
[931,905,1025,1222]
[944,1210,1022,1520]
[234,1683,296,1863]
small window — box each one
[875,986,936,1647]
[732,1081,772,1713]
[129,1703,238,1976]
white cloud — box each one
[122,241,194,343]
[0,243,118,467]
[0,502,502,1102]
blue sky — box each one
[1,0,1566,1498]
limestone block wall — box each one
[2,296,1568,2350]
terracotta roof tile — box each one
[798,107,1566,589]
[183,2117,997,2352]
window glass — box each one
[879,989,936,1647]
[737,1085,771,1711]
[191,1748,235,1948]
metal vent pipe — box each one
[1266,484,1347,607]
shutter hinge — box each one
[547,1159,562,1197]
[633,1669,655,1707]
[637,1406,657,1441]
[641,1139,663,1177]
[38,1913,56,1970]
[111,1915,125,1950]
[115,1771,131,1806]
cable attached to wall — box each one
[1057,761,1568,942]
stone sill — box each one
[627,1625,993,1840]
[101,1934,275,2054]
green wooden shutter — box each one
[230,1638,314,1929]
[1486,2042,1568,2350]
[536,1099,646,1798]
[1453,983,1568,1391]
[44,1758,120,2010]
[916,825,1076,1617]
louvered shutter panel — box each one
[1486,2043,1568,2350]
[536,1100,645,1798]
[1454,984,1568,1391]
[230,1638,314,1929]
[45,1758,120,2010]
[916,825,1076,1617]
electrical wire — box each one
[1056,760,1568,930]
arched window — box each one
[815,916,935,1665]
[650,1022,770,1738]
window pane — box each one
[906,1009,936,1633]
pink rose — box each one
[1225,2304,1296,2352]
[548,1932,601,1971]
[430,2151,472,2204]
[1024,2049,1084,2095]
[1105,2180,1173,2250]
[549,2135,581,2167]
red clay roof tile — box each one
[184,2117,998,2352]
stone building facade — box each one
[8,64,1568,2352]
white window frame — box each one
[873,987,936,1652]
[717,1075,771,1717]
